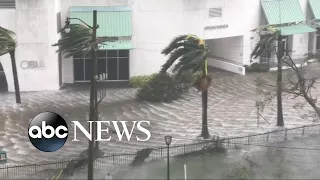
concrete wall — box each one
[9,0,60,91]
[0,9,15,91]
[183,0,245,39]
[130,0,184,77]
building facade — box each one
[0,0,319,92]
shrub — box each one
[306,50,320,61]
[130,73,157,88]
[245,63,269,73]
[136,71,204,102]
[136,73,182,102]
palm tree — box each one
[53,24,114,150]
[0,26,21,104]
[161,34,211,139]
[251,27,285,126]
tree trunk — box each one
[276,35,284,127]
[201,89,209,139]
[304,93,320,119]
[200,60,209,139]
[94,110,99,151]
[9,51,21,104]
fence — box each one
[1,124,320,179]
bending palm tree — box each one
[0,26,21,104]
[251,27,285,126]
[161,34,211,139]
[53,24,114,151]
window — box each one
[73,50,130,82]
[209,8,222,18]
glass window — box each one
[119,50,129,57]
[74,59,85,81]
[107,58,118,80]
[84,59,92,81]
[97,59,107,77]
[97,51,107,58]
[119,58,129,80]
[107,50,118,57]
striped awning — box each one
[276,24,317,36]
[261,0,305,25]
[309,0,320,19]
[69,6,132,50]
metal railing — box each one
[1,124,319,179]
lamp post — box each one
[64,11,99,180]
[164,135,172,180]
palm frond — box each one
[53,24,115,58]
[176,51,207,76]
[160,48,187,72]
[0,26,16,55]
[161,35,189,55]
[251,30,280,59]
[171,50,199,72]
[161,34,207,74]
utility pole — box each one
[276,33,284,126]
[88,10,98,180]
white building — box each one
[0,0,319,92]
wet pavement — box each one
[0,66,320,165]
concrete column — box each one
[15,0,60,91]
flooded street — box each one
[0,68,319,165]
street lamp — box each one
[63,11,99,180]
[164,135,172,180]
[64,17,99,33]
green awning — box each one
[309,0,320,19]
[99,40,132,50]
[261,0,305,25]
[276,24,317,35]
[69,6,132,49]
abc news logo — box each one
[28,112,151,152]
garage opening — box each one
[0,62,8,92]
[206,36,245,75]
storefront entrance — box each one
[73,50,129,82]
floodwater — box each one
[17,136,320,179]
[112,135,320,179]
[1,68,319,165]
